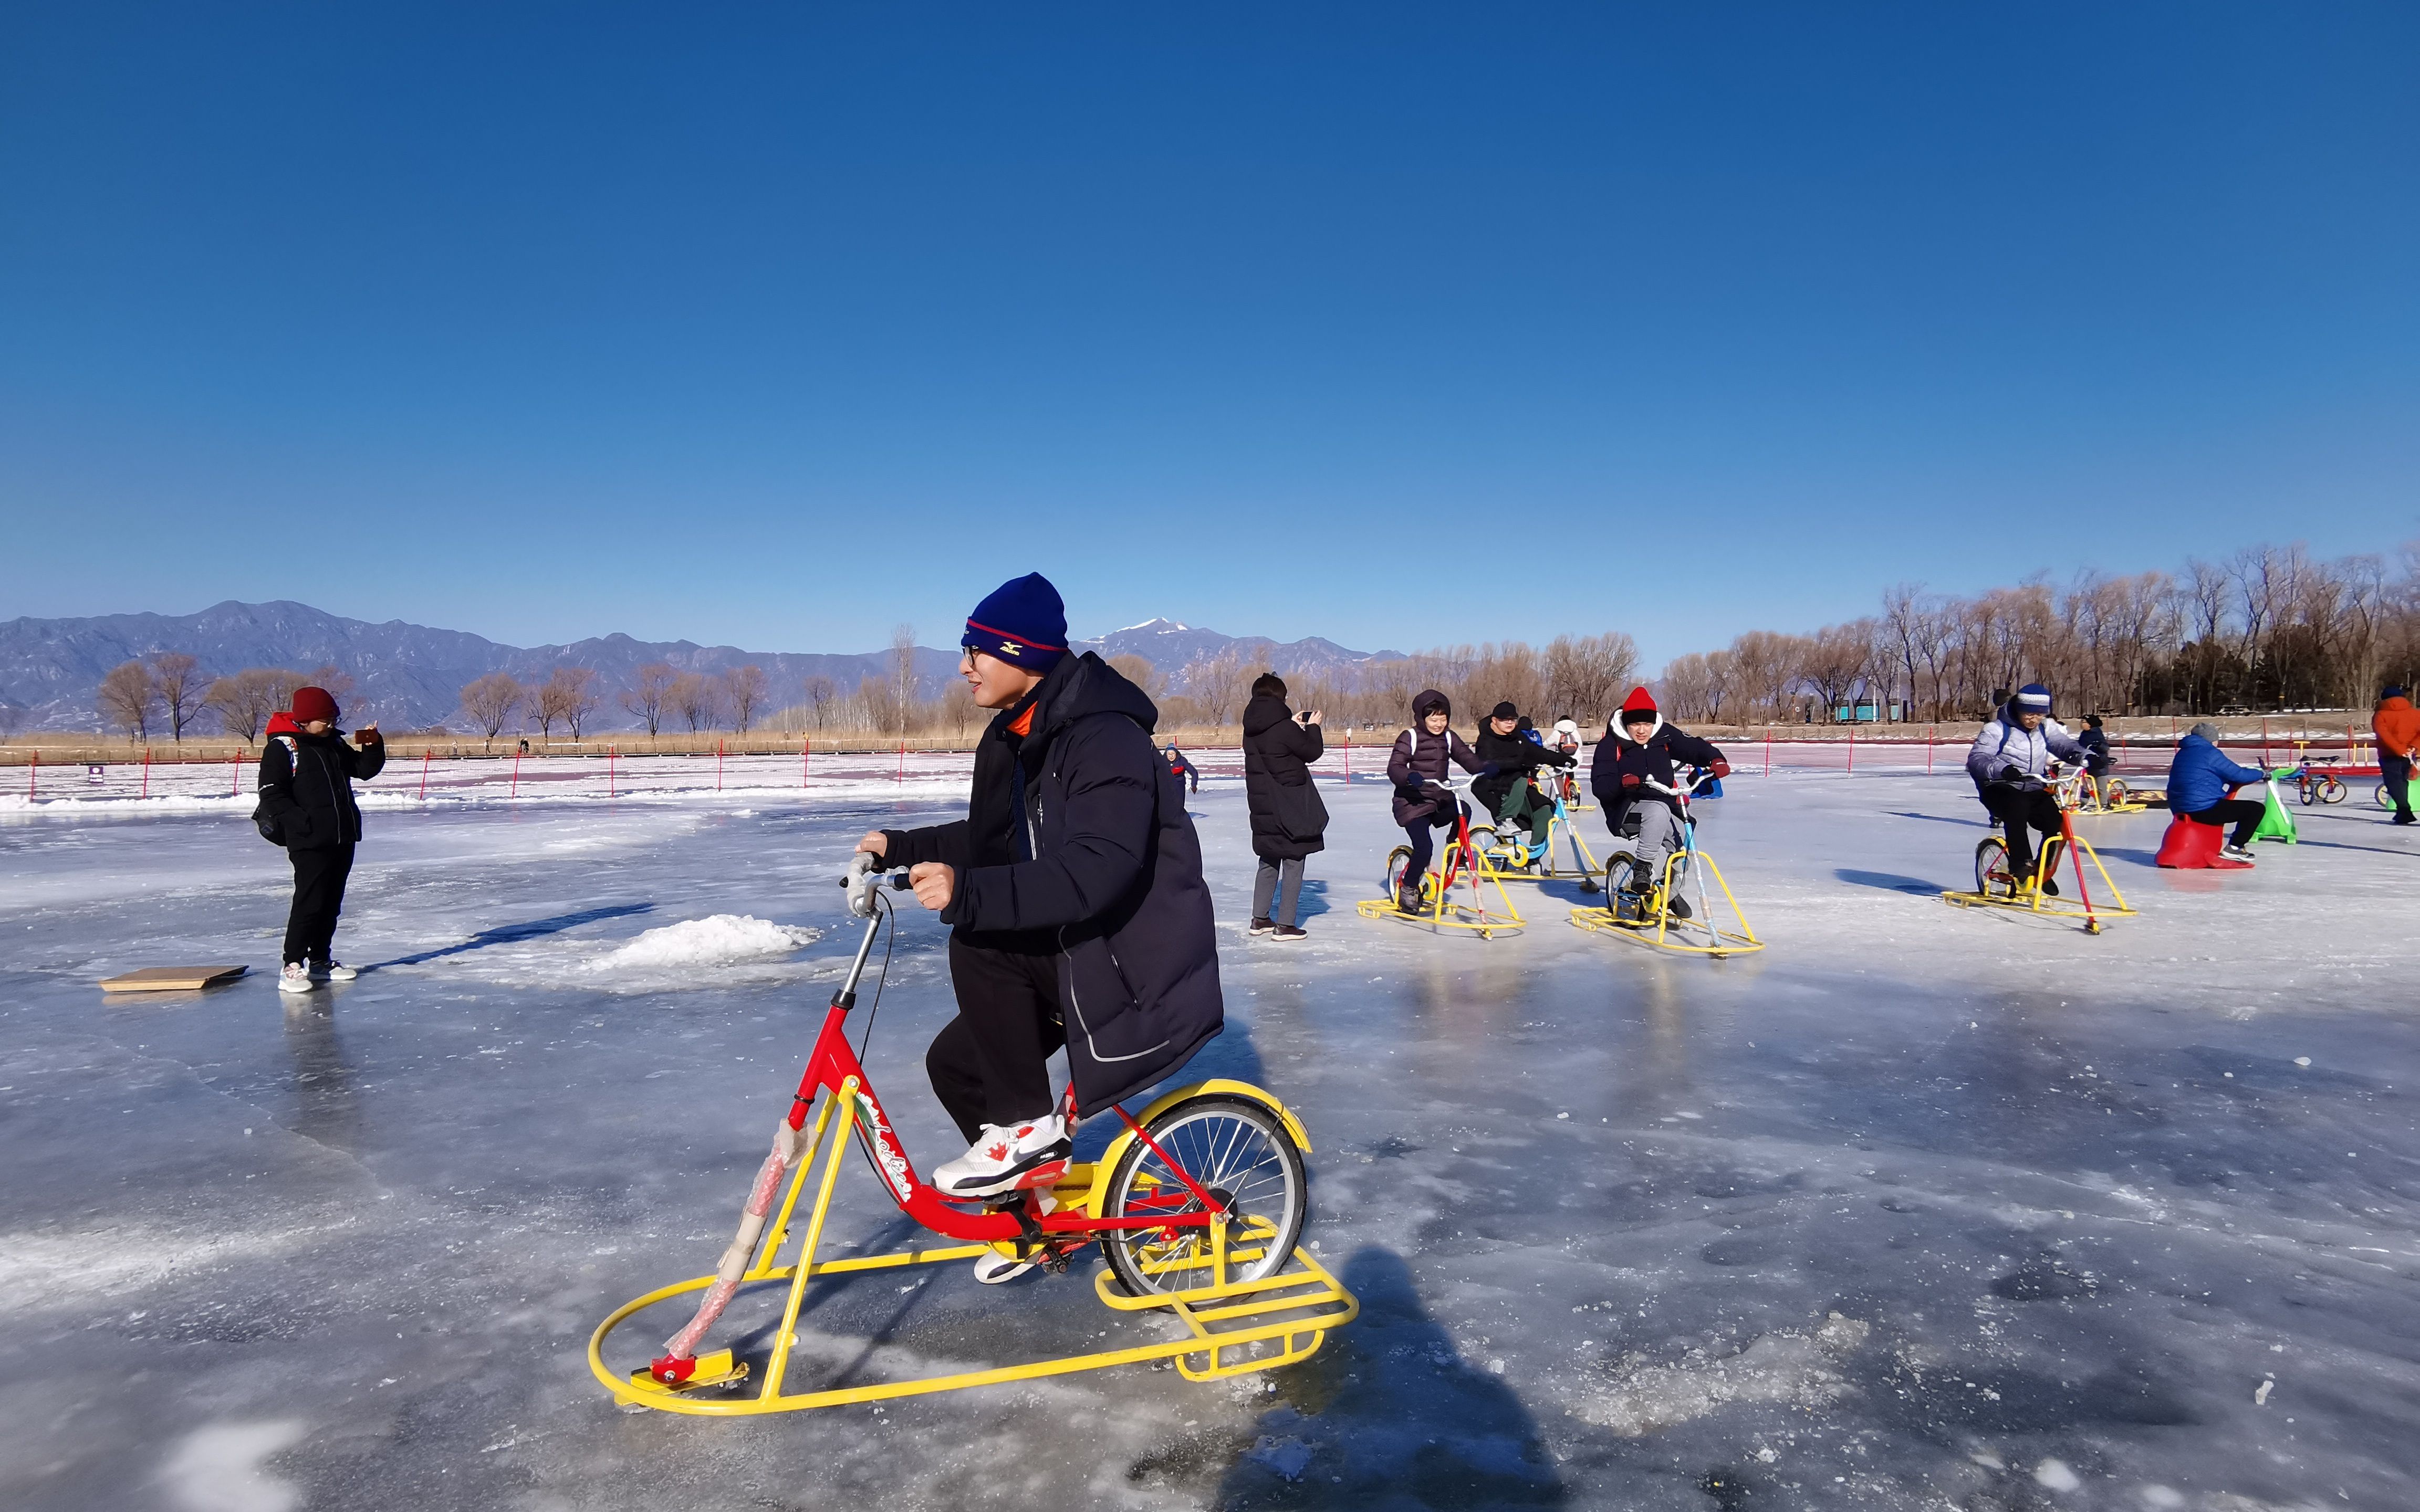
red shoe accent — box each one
[2209,857,2255,869]
[985,1142,1009,1160]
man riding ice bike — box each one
[1965,682,2083,893]
[1473,701,1577,868]
[856,573,1224,1282]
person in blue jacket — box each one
[2165,722,2269,863]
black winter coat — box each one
[1241,694,1327,860]
[880,653,1223,1117]
[2075,727,2112,776]
[259,730,385,849]
[1590,716,1724,833]
[1386,724,1485,825]
[1472,727,1572,811]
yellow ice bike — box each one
[1358,778,1525,937]
[590,855,1355,1416]
[2053,762,2142,815]
[1942,793,2135,933]
[1570,772,1761,957]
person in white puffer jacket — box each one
[1965,682,2084,888]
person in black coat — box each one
[2075,715,2114,806]
[1240,674,1327,939]
[257,685,384,993]
[857,575,1223,1281]
[1590,686,1727,913]
[1472,701,1576,866]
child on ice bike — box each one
[1591,687,1729,918]
[1473,701,1577,867]
[1964,682,2084,891]
[854,574,1223,1280]
[1385,689,1496,913]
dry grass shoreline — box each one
[0,711,2385,768]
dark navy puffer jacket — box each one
[881,653,1222,1117]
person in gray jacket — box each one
[1965,682,2083,888]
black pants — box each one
[1401,803,1461,878]
[283,843,355,966]
[2385,753,2414,819]
[925,933,1065,1143]
[1978,784,2062,872]
[2184,799,2266,848]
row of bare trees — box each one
[94,656,357,743]
[1655,543,2420,724]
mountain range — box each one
[0,602,1395,732]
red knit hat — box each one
[1619,686,1657,719]
[291,686,340,724]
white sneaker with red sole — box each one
[933,1114,1072,1199]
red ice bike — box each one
[588,853,1354,1415]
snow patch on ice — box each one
[1578,1313,1870,1436]
[589,914,820,972]
[159,1419,309,1512]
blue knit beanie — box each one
[2014,683,2052,713]
[962,573,1067,670]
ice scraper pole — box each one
[653,855,905,1379]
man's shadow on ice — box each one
[366,902,654,970]
[1203,1246,1564,1507]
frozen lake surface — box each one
[4,768,2417,1511]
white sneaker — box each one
[2220,843,2258,864]
[310,960,358,982]
[973,1195,1056,1283]
[932,1114,1072,1198]
[278,963,315,994]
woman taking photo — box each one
[1241,673,1328,940]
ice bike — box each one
[1941,787,2135,934]
[1569,771,1761,957]
[1469,770,1602,891]
[2053,763,2137,814]
[1357,777,1525,937]
[589,854,1355,1415]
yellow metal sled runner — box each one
[591,1079,1356,1414]
[1941,818,2136,933]
[1570,847,1763,958]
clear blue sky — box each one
[3,5,2415,668]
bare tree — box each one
[890,625,918,738]
[148,653,206,741]
[1107,654,1163,699]
[97,660,159,742]
[620,663,674,736]
[724,665,769,734]
[671,673,721,733]
[801,674,837,732]
[203,669,285,743]
[1185,649,1249,729]
[460,673,525,747]
[305,664,356,700]
[532,667,600,741]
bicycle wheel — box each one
[2104,779,2129,808]
[2320,776,2345,805]
[2379,785,2396,811]
[1467,825,1505,866]
[1383,845,1414,898]
[1974,836,2013,898]
[1101,1095,1306,1298]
